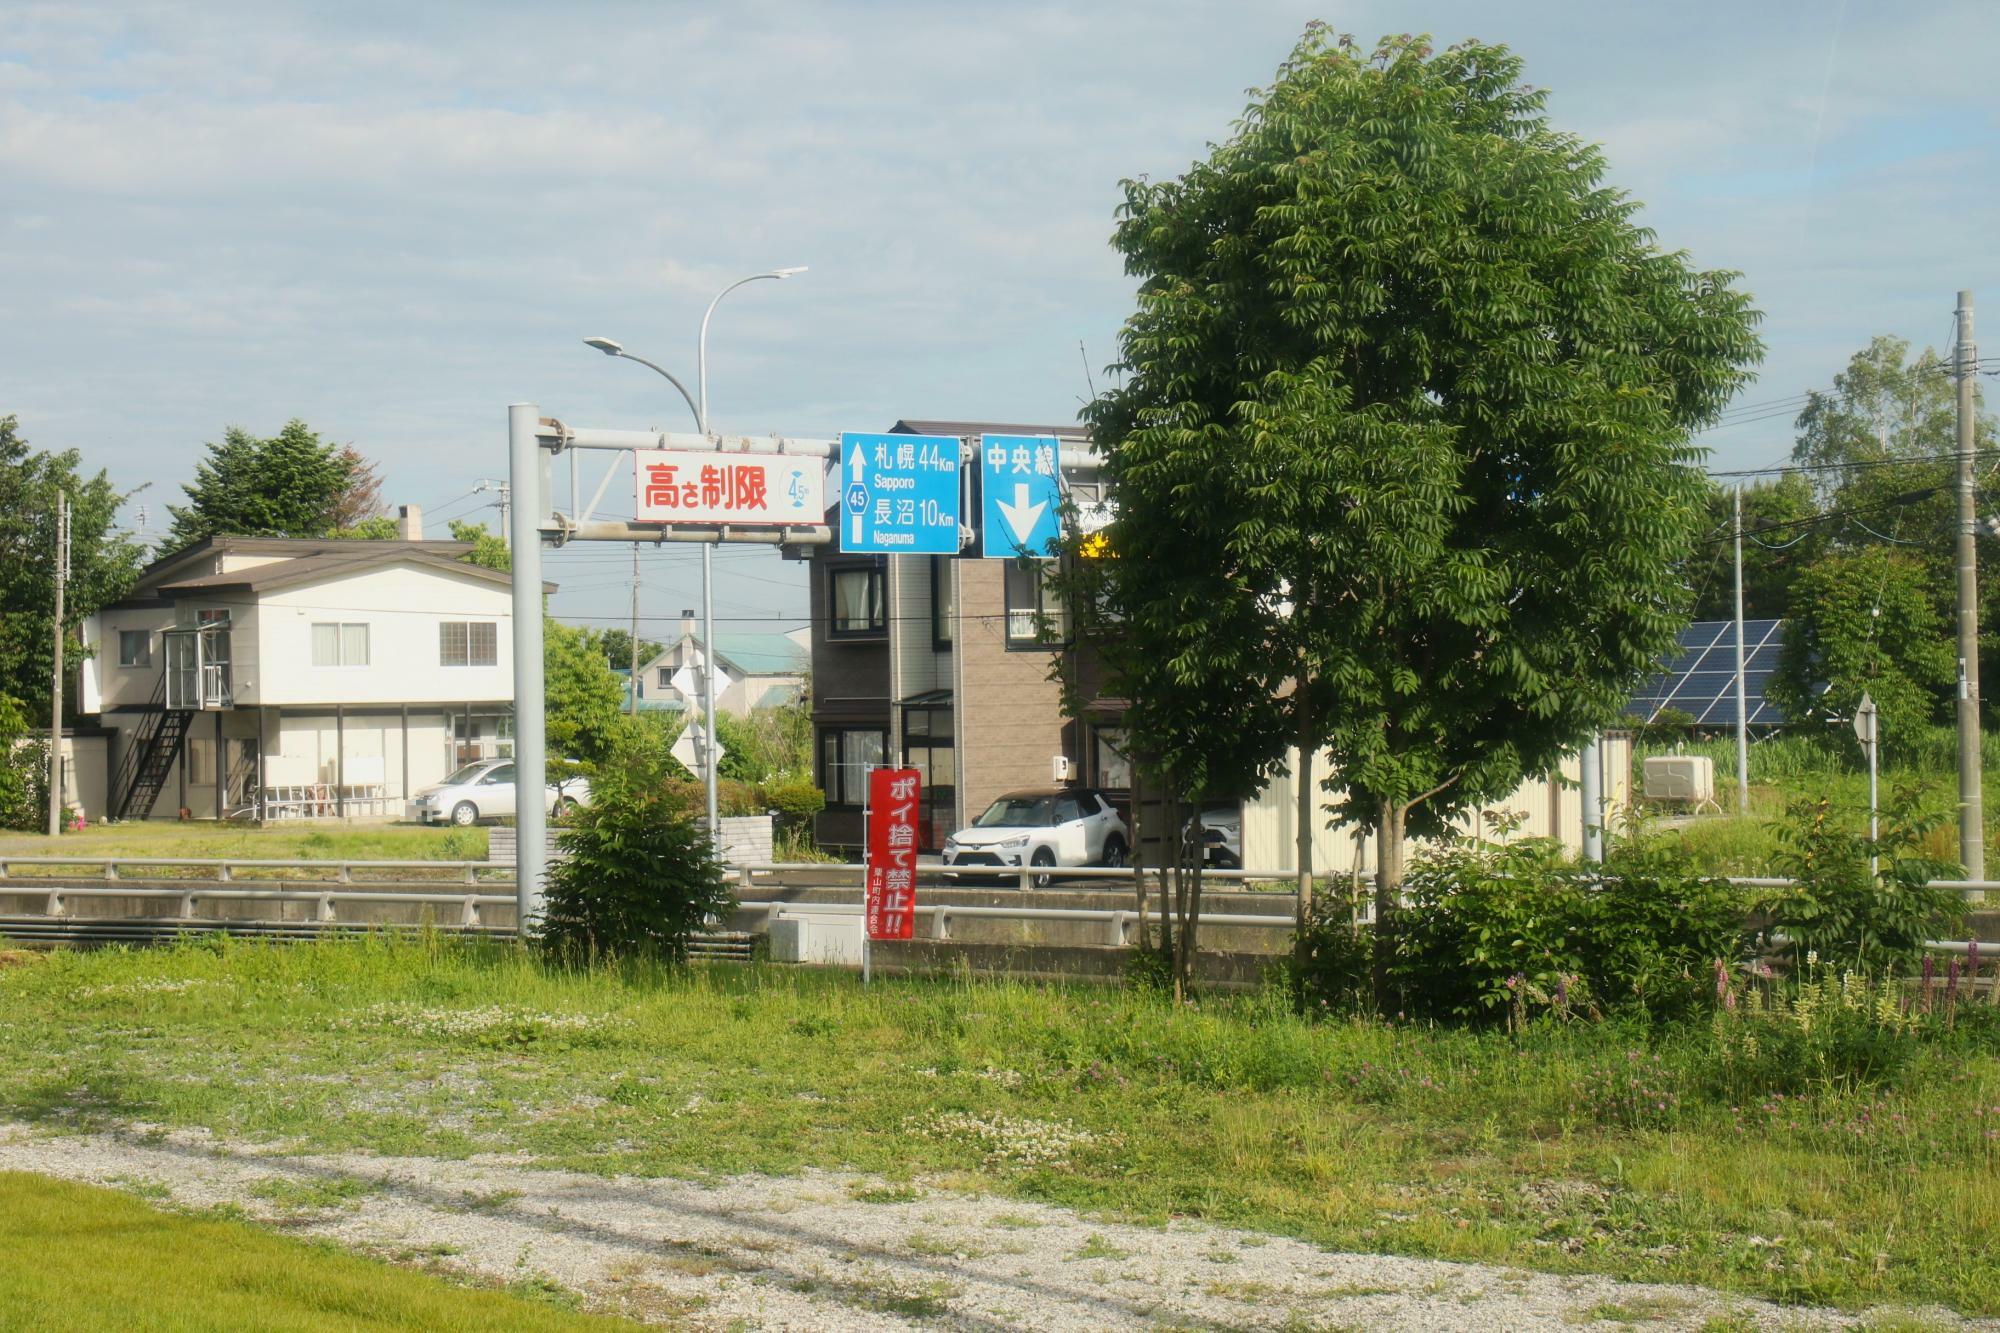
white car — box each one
[942,788,1129,887]
[407,758,590,827]
[1201,803,1242,868]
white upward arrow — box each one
[848,443,866,543]
[996,483,1047,546]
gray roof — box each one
[156,547,550,596]
[892,418,1090,442]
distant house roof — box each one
[713,632,809,676]
[156,546,545,596]
[138,534,477,583]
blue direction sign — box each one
[838,432,961,554]
[980,433,1062,559]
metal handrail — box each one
[0,857,500,885]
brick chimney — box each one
[397,504,424,541]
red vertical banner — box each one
[865,766,921,941]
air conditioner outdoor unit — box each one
[1052,755,1074,783]
[1642,755,1717,810]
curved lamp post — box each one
[582,265,807,850]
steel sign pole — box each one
[1733,485,1750,815]
[1954,290,1984,883]
[508,403,548,932]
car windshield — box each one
[973,796,1054,828]
[441,763,493,786]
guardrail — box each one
[732,899,1292,948]
[0,857,500,885]
[1,883,513,929]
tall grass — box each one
[1,937,1997,1315]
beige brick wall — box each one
[955,558,1070,820]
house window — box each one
[311,622,370,667]
[440,620,498,667]
[1004,560,1068,647]
[186,737,214,785]
[1092,725,1132,791]
[828,564,885,637]
[117,630,152,668]
[658,667,674,689]
[931,555,954,650]
[819,727,885,807]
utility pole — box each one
[46,489,69,837]
[1733,484,1750,815]
[1955,290,1985,880]
[628,545,641,715]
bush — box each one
[1285,883,1372,1016]
[0,694,47,831]
[1360,836,1746,1026]
[538,773,734,966]
[1765,793,1965,973]
[759,776,825,839]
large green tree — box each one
[1082,29,1762,970]
[167,421,381,546]
[0,415,146,724]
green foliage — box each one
[1078,29,1763,891]
[1282,883,1372,1015]
[1766,795,1965,974]
[759,774,825,838]
[1689,471,1823,621]
[332,516,399,540]
[542,619,626,767]
[1709,957,1998,1096]
[448,519,511,573]
[597,628,663,673]
[0,415,146,723]
[716,701,812,785]
[1364,836,1745,1025]
[538,753,734,965]
[0,693,48,831]
[1770,547,1953,757]
[166,420,378,546]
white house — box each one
[76,516,548,822]
[619,614,808,716]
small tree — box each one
[539,754,733,964]
[1769,547,1953,757]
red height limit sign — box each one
[865,767,921,941]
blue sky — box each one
[3,1,1995,633]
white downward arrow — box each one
[996,483,1047,545]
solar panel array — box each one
[1624,619,1787,727]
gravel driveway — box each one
[0,1122,1983,1331]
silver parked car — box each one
[407,758,590,827]
[942,788,1128,887]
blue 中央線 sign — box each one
[980,434,1062,559]
[837,432,961,554]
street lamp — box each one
[581,265,806,850]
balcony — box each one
[163,621,233,711]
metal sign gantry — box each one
[506,407,1100,927]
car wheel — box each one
[1029,847,1057,890]
[1101,835,1128,868]
[450,801,478,827]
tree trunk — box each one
[1165,789,1182,999]
[1293,687,1315,968]
[1138,773,1154,952]
[1186,821,1205,995]
[1371,800,1408,1009]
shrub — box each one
[1765,793,1964,973]
[759,776,825,840]
[1363,837,1746,1026]
[0,694,47,831]
[1285,882,1373,1016]
[538,769,734,966]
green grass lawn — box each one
[0,1170,637,1331]
[0,938,1995,1318]
[0,821,487,864]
